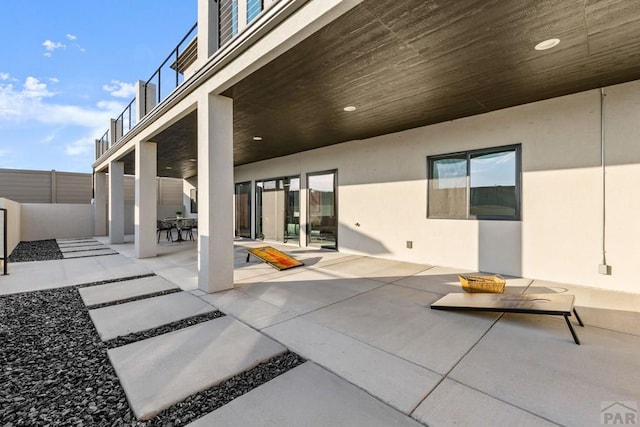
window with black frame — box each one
[428,145,521,220]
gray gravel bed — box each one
[7,239,63,263]
[59,247,107,253]
[104,310,226,349]
[86,288,182,310]
[75,274,156,289]
[1,285,303,426]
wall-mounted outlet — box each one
[598,264,612,275]
[406,240,413,249]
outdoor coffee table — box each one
[430,293,584,344]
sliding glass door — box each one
[255,176,300,244]
[307,171,337,249]
[234,182,251,238]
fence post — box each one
[1,208,7,275]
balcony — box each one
[95,0,281,161]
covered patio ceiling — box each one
[129,0,640,179]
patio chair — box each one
[157,220,174,243]
[181,218,196,241]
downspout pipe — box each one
[600,87,607,267]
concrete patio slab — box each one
[303,284,500,374]
[319,256,431,283]
[187,362,424,427]
[89,291,215,341]
[449,314,640,426]
[108,316,286,420]
[63,249,118,259]
[200,289,299,330]
[237,268,384,315]
[394,265,533,295]
[79,275,178,306]
[153,266,198,291]
[0,255,152,295]
[412,379,557,426]
[264,316,441,414]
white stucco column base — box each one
[108,161,125,244]
[197,93,234,293]
[94,171,107,236]
[135,141,157,258]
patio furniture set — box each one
[157,218,197,243]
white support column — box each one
[135,81,157,122]
[134,141,157,258]
[197,93,234,293]
[197,0,220,66]
[109,161,125,244]
[94,172,108,236]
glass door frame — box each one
[254,175,301,245]
[234,181,252,238]
[306,169,338,250]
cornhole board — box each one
[431,293,584,344]
[246,246,304,271]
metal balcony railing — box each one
[95,0,276,161]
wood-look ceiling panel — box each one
[144,0,640,176]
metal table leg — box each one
[564,314,581,345]
[573,308,584,327]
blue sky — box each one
[0,1,196,173]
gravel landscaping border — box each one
[75,274,157,289]
[1,284,304,426]
[7,239,63,263]
[86,289,183,310]
[104,310,226,349]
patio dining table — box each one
[164,217,196,242]
[164,217,186,242]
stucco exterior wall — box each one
[0,198,21,257]
[235,79,640,294]
[20,204,94,241]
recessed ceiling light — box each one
[189,158,197,162]
[165,166,172,170]
[343,106,356,112]
[252,136,263,141]
[534,38,560,51]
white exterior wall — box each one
[235,80,640,294]
[20,204,94,241]
[0,198,21,257]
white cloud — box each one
[0,72,9,81]
[66,33,77,41]
[49,77,60,84]
[42,40,66,57]
[102,80,136,99]
[0,76,123,129]
[23,77,54,98]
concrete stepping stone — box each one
[187,362,424,427]
[56,238,95,243]
[108,316,286,420]
[79,275,178,306]
[63,249,118,259]
[89,292,215,341]
[60,245,107,253]
[57,241,99,246]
